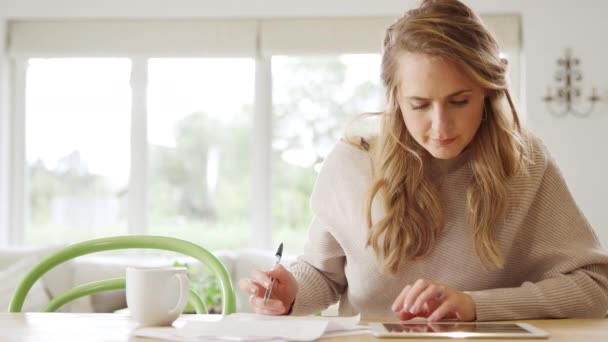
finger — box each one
[411,284,444,315]
[238,278,255,292]
[427,299,456,322]
[402,279,430,314]
[254,307,286,315]
[422,298,442,316]
[392,284,412,312]
[249,293,285,310]
[396,310,422,321]
[396,304,434,321]
[238,278,264,296]
[252,301,286,315]
[420,302,432,316]
[251,269,272,289]
[249,295,286,314]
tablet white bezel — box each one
[369,322,549,339]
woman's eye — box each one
[451,99,469,106]
[411,103,429,110]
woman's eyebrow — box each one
[405,89,473,101]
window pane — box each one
[148,58,254,250]
[272,55,383,252]
[26,58,131,245]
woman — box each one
[240,0,608,321]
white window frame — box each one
[6,58,27,245]
[0,17,10,246]
[129,57,148,236]
[252,55,273,250]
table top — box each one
[1,312,607,342]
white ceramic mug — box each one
[126,266,190,326]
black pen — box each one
[263,242,283,305]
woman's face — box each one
[396,52,485,160]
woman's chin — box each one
[426,146,463,160]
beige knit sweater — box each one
[288,134,608,321]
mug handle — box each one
[167,272,190,316]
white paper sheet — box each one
[133,313,369,342]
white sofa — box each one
[0,245,73,312]
[0,245,303,314]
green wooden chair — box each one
[8,236,236,315]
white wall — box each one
[521,1,608,248]
[0,19,9,246]
[0,0,531,18]
[0,0,606,246]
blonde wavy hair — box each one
[364,0,530,274]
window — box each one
[25,58,131,245]
[147,58,254,250]
[271,54,383,252]
[4,17,521,249]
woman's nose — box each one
[430,105,453,135]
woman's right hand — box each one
[238,264,298,315]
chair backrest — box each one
[8,236,236,314]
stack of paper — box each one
[134,313,369,341]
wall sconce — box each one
[542,48,602,118]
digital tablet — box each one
[369,322,549,339]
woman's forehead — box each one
[396,52,478,98]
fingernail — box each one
[409,305,417,314]
[249,287,256,294]
[401,303,408,313]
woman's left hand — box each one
[391,279,476,322]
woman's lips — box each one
[432,137,457,146]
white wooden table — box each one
[0,312,606,341]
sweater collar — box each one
[427,147,473,178]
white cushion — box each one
[0,244,72,311]
[0,244,65,269]
[211,250,237,283]
[0,244,72,299]
[0,256,50,312]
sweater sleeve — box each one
[467,153,608,321]
[288,214,347,315]
[286,143,359,315]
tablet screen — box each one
[370,322,549,339]
[383,322,528,333]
